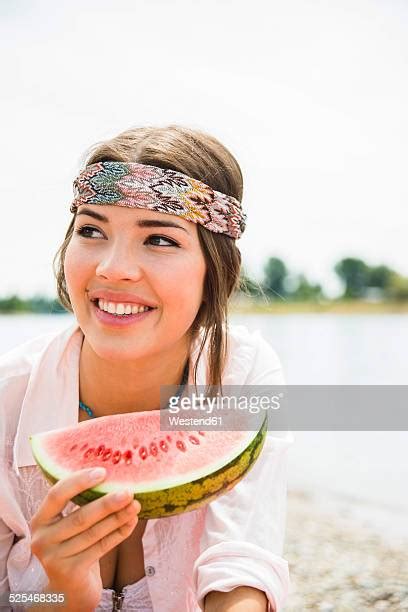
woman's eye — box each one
[75,225,104,239]
[75,227,180,247]
[147,235,180,247]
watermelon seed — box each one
[176,440,186,452]
[96,444,105,457]
[112,450,121,464]
[80,443,88,450]
[102,448,112,461]
[198,431,205,436]
[188,435,200,445]
[84,448,95,459]
[139,446,148,460]
[150,442,158,457]
[159,439,168,452]
[70,444,78,452]
[123,450,133,465]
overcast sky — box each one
[1,0,407,298]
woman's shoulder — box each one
[0,322,79,390]
[226,322,281,360]
[0,331,59,381]
[0,333,57,433]
[224,323,284,384]
[0,322,80,437]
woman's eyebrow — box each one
[76,207,188,232]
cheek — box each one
[63,243,77,294]
[159,258,205,316]
[64,242,89,299]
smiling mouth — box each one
[90,299,157,327]
[91,298,156,316]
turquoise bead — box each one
[79,400,95,418]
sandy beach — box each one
[285,490,408,611]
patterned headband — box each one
[70,161,246,239]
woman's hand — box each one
[30,467,140,611]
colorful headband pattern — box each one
[71,161,246,239]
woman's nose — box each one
[95,242,144,282]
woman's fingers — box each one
[30,468,107,529]
[74,516,139,568]
[46,488,140,543]
[58,496,140,557]
[29,468,141,607]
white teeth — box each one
[96,299,151,315]
[116,303,125,315]
[107,302,116,314]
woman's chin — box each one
[80,327,152,362]
[95,340,153,362]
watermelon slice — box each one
[30,411,267,518]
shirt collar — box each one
[13,322,84,473]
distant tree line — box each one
[1,256,407,313]
[334,258,408,300]
[240,256,408,302]
[0,295,66,314]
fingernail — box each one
[89,467,106,482]
[114,490,131,502]
[133,500,141,512]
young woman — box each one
[0,126,293,612]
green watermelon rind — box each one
[31,417,267,519]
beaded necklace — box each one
[79,361,189,418]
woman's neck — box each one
[78,337,191,417]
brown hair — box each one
[54,125,243,389]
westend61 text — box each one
[168,415,223,427]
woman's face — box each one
[64,205,207,361]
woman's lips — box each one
[91,300,156,327]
